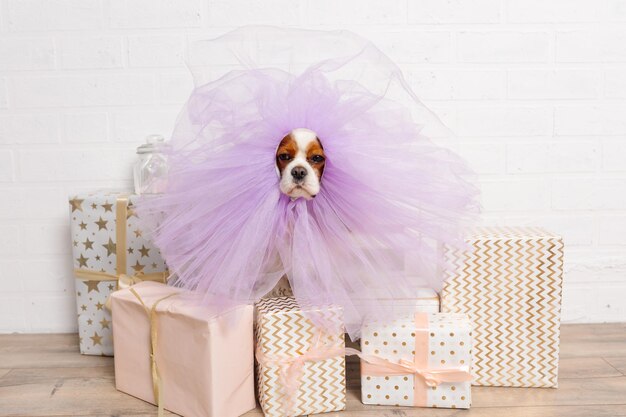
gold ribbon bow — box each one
[101,272,170,310]
[255,332,344,417]
[128,287,178,417]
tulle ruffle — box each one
[137,27,479,339]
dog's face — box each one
[276,128,325,200]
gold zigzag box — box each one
[441,227,564,388]
[255,297,346,417]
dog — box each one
[275,128,326,200]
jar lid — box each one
[137,134,167,154]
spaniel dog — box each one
[275,128,326,200]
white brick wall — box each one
[1,0,625,332]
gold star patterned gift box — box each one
[360,312,473,409]
[255,297,346,417]
[69,191,168,356]
[440,227,564,388]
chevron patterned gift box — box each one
[360,312,473,409]
[255,297,346,417]
[441,227,564,388]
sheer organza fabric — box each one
[137,27,479,339]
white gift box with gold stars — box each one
[69,191,167,356]
[360,313,472,409]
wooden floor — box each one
[1,323,626,417]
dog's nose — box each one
[291,166,307,181]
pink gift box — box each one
[111,281,256,417]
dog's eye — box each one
[278,153,292,161]
[310,155,325,163]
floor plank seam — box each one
[602,357,626,376]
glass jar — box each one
[133,134,169,195]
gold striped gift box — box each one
[441,227,564,388]
[255,297,346,417]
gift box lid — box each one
[69,190,168,280]
[463,226,562,241]
[356,286,439,304]
[256,296,343,316]
[70,189,129,198]
[255,296,345,349]
[374,287,438,302]
[111,281,250,322]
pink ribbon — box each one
[357,352,472,388]
[256,315,473,413]
[255,333,344,417]
[357,312,473,406]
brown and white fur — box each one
[275,128,326,200]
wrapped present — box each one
[360,313,473,409]
[345,287,440,353]
[255,297,346,417]
[441,227,564,387]
[261,280,439,316]
[370,287,440,315]
[69,191,168,356]
[262,275,294,299]
[111,281,256,417]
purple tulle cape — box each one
[137,27,480,338]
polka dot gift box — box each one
[360,313,473,409]
[69,191,168,356]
